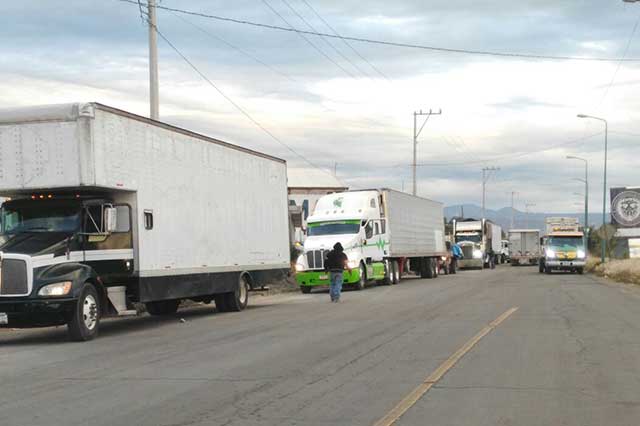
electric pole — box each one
[481,167,500,220]
[148,0,159,120]
[510,191,518,229]
[412,109,442,196]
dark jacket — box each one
[325,249,348,272]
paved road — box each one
[2,266,640,426]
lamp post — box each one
[577,114,608,263]
[567,156,589,249]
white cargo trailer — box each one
[508,229,541,266]
[0,102,290,340]
[295,189,447,292]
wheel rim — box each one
[239,277,248,304]
[83,294,98,330]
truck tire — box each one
[146,299,180,316]
[420,258,432,279]
[222,274,250,311]
[67,282,101,342]
[354,263,366,290]
[300,286,312,294]
[381,260,392,285]
[577,267,584,275]
[391,260,400,284]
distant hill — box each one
[444,204,604,233]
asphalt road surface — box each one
[2,266,640,426]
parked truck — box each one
[539,217,586,274]
[294,189,447,292]
[508,229,541,266]
[452,218,501,269]
[0,103,290,340]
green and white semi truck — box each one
[294,189,447,292]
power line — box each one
[260,0,358,78]
[597,12,640,107]
[146,19,331,174]
[169,10,298,83]
[115,0,640,62]
[281,0,371,79]
[298,0,390,81]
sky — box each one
[1,0,640,214]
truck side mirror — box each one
[105,207,118,233]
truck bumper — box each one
[0,298,76,328]
[458,259,483,269]
[511,257,539,266]
[296,270,361,287]
[545,260,586,270]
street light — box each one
[577,114,608,263]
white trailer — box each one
[508,229,541,266]
[0,102,290,340]
[295,189,446,292]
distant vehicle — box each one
[294,189,447,292]
[500,239,510,264]
[509,229,541,266]
[0,103,290,340]
[539,217,586,274]
[452,219,502,269]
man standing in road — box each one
[325,242,350,303]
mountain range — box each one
[444,204,604,233]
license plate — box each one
[0,313,7,325]
[319,275,328,280]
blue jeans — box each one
[330,271,343,301]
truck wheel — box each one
[300,286,312,294]
[545,266,552,275]
[354,263,366,290]
[421,258,432,279]
[381,260,392,285]
[67,282,100,342]
[146,299,180,316]
[576,267,584,275]
[223,274,250,311]
[391,260,400,284]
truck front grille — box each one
[461,246,474,259]
[0,259,29,296]
[306,250,326,270]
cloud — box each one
[1,0,639,214]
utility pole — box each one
[481,167,500,220]
[333,162,338,176]
[510,191,518,229]
[148,0,159,120]
[412,109,442,196]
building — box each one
[287,168,348,243]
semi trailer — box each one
[508,229,541,266]
[0,102,290,340]
[294,189,447,292]
[452,218,502,269]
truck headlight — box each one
[546,249,556,259]
[472,249,482,259]
[295,263,305,272]
[577,249,585,259]
[38,281,72,297]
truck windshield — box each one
[547,237,583,249]
[1,205,81,234]
[455,234,481,243]
[307,222,360,236]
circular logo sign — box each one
[612,191,640,227]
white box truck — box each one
[539,217,586,274]
[0,103,290,340]
[294,189,447,292]
[452,219,502,269]
[508,229,541,266]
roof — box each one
[287,168,347,189]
